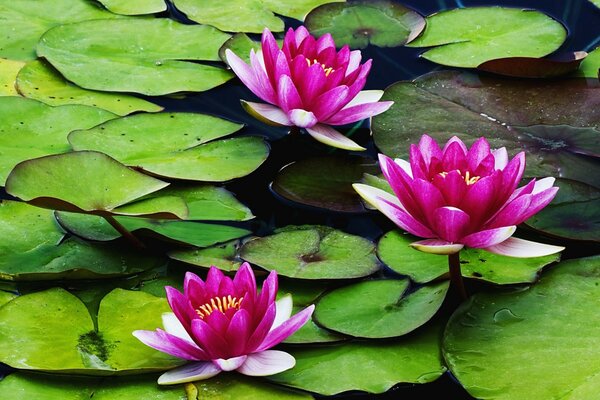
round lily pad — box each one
[0,58,24,95]
[168,240,243,271]
[444,256,600,399]
[478,51,588,78]
[315,279,449,338]
[377,230,561,284]
[97,0,167,15]
[16,60,163,116]
[0,288,182,373]
[271,156,379,213]
[0,96,116,184]
[38,19,233,95]
[577,46,600,78]
[269,321,446,395]
[408,7,567,68]
[305,0,425,49]
[240,225,380,279]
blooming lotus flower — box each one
[225,26,393,151]
[133,263,314,384]
[353,134,564,257]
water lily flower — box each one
[133,263,314,384]
[225,26,393,151]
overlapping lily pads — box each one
[69,113,269,182]
[408,7,566,68]
[377,230,561,284]
[37,19,233,95]
[16,60,163,115]
[0,58,24,95]
[444,256,600,399]
[305,0,425,49]
[240,225,380,279]
[168,240,243,271]
[0,96,116,184]
[271,156,379,212]
[97,0,167,15]
[478,51,588,78]
[0,288,182,373]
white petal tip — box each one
[484,237,565,258]
[410,239,464,255]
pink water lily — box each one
[133,263,314,384]
[353,134,564,257]
[225,26,393,151]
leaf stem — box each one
[448,251,468,300]
[102,214,146,250]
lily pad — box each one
[315,279,449,338]
[172,0,344,33]
[6,151,170,215]
[0,96,116,184]
[372,71,600,187]
[305,0,425,49]
[271,156,379,213]
[0,0,125,61]
[577,46,600,78]
[97,0,167,15]
[0,288,182,373]
[377,230,561,284]
[525,179,600,242]
[219,33,262,65]
[0,291,16,307]
[444,256,600,399]
[240,225,380,279]
[478,51,588,78]
[269,321,446,395]
[16,60,163,116]
[38,19,233,95]
[69,113,269,182]
[407,7,566,68]
[0,58,24,95]
[169,240,243,271]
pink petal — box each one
[460,172,502,226]
[492,147,509,170]
[324,101,393,126]
[346,50,362,76]
[165,286,196,329]
[233,262,257,298]
[408,144,429,181]
[277,75,303,113]
[410,178,445,227]
[417,134,443,168]
[272,294,293,330]
[409,239,464,255]
[205,266,225,297]
[442,136,468,154]
[289,109,318,128]
[226,309,251,356]
[514,186,559,223]
[162,312,194,344]
[183,271,205,298]
[432,206,470,243]
[294,26,310,47]
[334,45,350,69]
[205,309,230,336]
[256,305,315,352]
[250,49,278,102]
[484,237,565,258]
[157,361,221,385]
[305,123,366,151]
[237,350,296,376]
[394,158,413,178]
[132,329,207,361]
[241,101,291,126]
[344,60,371,98]
[260,270,278,306]
[296,62,327,104]
[486,194,533,228]
[225,49,275,104]
[213,355,248,371]
[261,28,280,77]
[501,152,526,195]
[316,33,335,52]
[441,140,468,172]
[462,226,517,248]
[246,302,276,351]
[433,170,467,207]
[272,51,291,89]
[191,318,230,359]
[466,137,491,172]
[343,90,384,109]
[313,85,350,120]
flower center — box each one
[195,295,243,319]
[306,58,334,76]
[438,170,481,185]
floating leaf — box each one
[97,0,167,15]
[0,58,24,95]
[271,156,379,213]
[377,230,561,284]
[372,71,600,187]
[16,60,163,116]
[0,0,125,61]
[305,0,425,49]
[38,19,232,95]
[444,256,600,399]
[0,288,182,373]
[478,51,588,78]
[269,321,446,395]
[220,33,265,66]
[240,225,380,279]
[169,240,243,271]
[408,7,566,68]
[69,113,268,182]
[0,291,16,307]
[6,151,169,215]
[172,0,344,33]
[315,279,448,338]
[0,97,116,184]
[577,46,600,78]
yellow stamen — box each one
[437,169,481,185]
[195,296,243,319]
[306,58,335,77]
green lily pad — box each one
[577,46,600,78]
[97,0,167,15]
[69,113,268,182]
[16,60,163,116]
[372,71,600,187]
[315,279,449,338]
[110,196,188,219]
[0,291,16,307]
[271,156,379,213]
[478,51,588,79]
[172,0,344,33]
[269,321,446,395]
[219,33,262,65]
[0,288,182,373]
[443,256,600,399]
[6,151,170,215]
[377,230,561,284]
[240,225,380,279]
[0,0,125,61]
[407,7,566,68]
[169,240,243,271]
[525,179,600,242]
[305,0,425,49]
[0,58,24,95]
[590,0,600,9]
[0,96,116,184]
[38,19,233,95]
